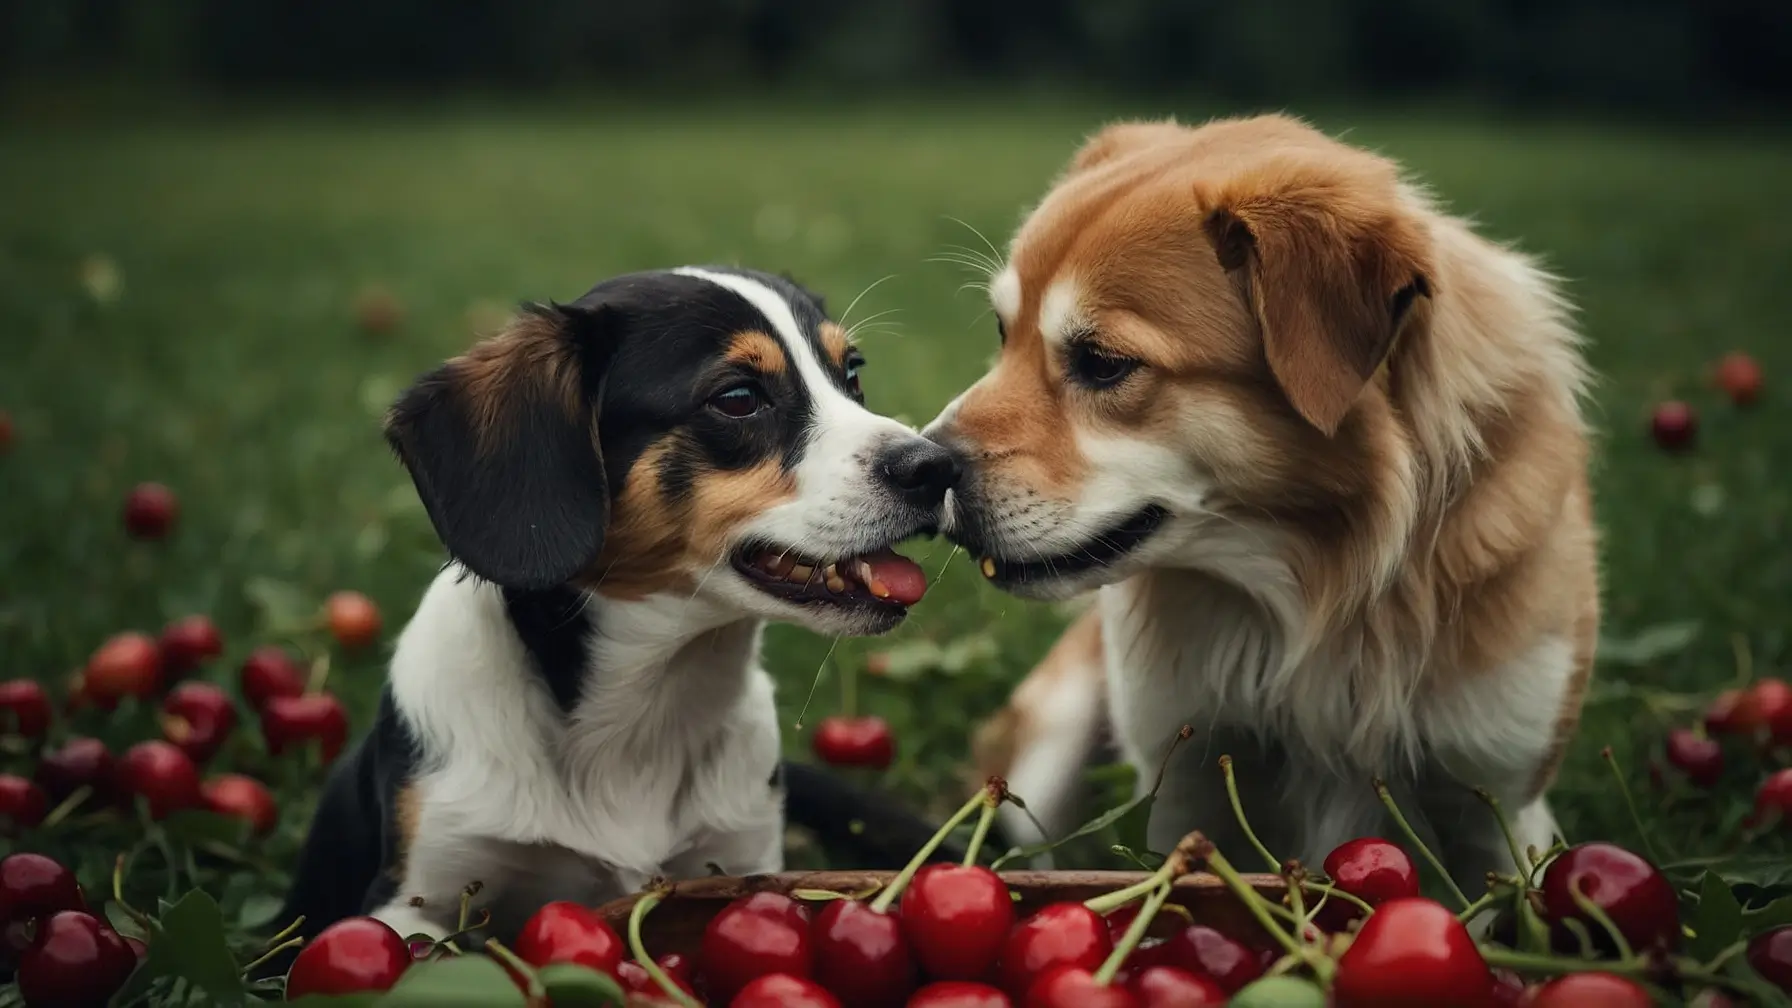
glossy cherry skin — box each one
[1332,897,1493,1008]
[240,646,306,712]
[514,901,624,978]
[284,916,410,998]
[900,863,1013,980]
[0,853,86,925]
[201,774,278,834]
[1129,965,1228,1007]
[1755,769,1792,828]
[261,693,349,762]
[1025,966,1140,1008]
[998,903,1112,999]
[123,482,178,539]
[1748,679,1792,744]
[162,682,238,764]
[1319,837,1420,929]
[1649,401,1696,451]
[1539,842,1679,953]
[85,631,163,703]
[1705,689,1747,735]
[812,899,914,1006]
[907,981,1014,1008]
[617,953,700,999]
[812,715,897,769]
[35,738,115,806]
[1525,972,1652,1007]
[16,910,137,1007]
[0,775,47,834]
[1664,729,1723,787]
[0,680,52,737]
[701,892,812,1002]
[732,972,841,1008]
[1714,351,1763,406]
[1748,925,1792,993]
[1158,925,1262,994]
[159,615,224,674]
[325,591,383,650]
[117,740,202,820]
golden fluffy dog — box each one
[925,115,1597,894]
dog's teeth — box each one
[980,557,997,578]
[787,564,813,583]
[850,558,888,599]
[762,554,793,577]
[825,569,847,593]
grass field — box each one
[2,99,1790,929]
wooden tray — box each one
[595,870,1287,959]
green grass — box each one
[1,99,1790,977]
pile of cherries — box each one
[1661,673,1792,826]
[0,852,143,1006]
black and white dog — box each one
[279,267,959,943]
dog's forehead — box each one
[571,268,833,362]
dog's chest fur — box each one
[391,569,785,899]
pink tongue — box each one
[860,549,927,606]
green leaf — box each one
[162,808,250,848]
[244,576,313,633]
[104,902,149,941]
[1596,621,1699,666]
[379,955,527,1007]
[1688,871,1744,960]
[289,996,383,1008]
[237,892,286,930]
[1665,855,1792,892]
[1744,894,1792,933]
[537,963,627,1007]
[111,890,247,1007]
[991,791,1155,870]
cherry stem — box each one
[1092,881,1171,986]
[1300,882,1374,918]
[111,854,155,933]
[305,653,331,694]
[870,780,1003,914]
[792,635,841,730]
[1220,754,1280,873]
[265,915,307,949]
[39,785,92,831]
[1085,847,1184,916]
[962,796,998,867]
[1568,872,1634,961]
[432,909,493,955]
[1731,631,1753,686]
[1373,777,1471,911]
[628,890,701,1008]
[1600,746,1666,865]
[484,939,548,1008]
[1471,788,1531,881]
[1282,863,1307,928]
[840,648,856,719]
[1196,837,1333,985]
[239,937,303,977]
[1457,890,1498,924]
[457,881,482,935]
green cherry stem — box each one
[485,939,549,1008]
[1600,746,1667,864]
[1220,755,1280,873]
[1093,881,1172,986]
[38,785,91,831]
[963,795,999,868]
[1373,777,1471,911]
[871,779,1004,914]
[1300,881,1374,918]
[264,914,308,949]
[1085,848,1187,916]
[1568,873,1634,961]
[1282,863,1308,929]
[239,937,304,978]
[111,854,155,933]
[1195,835,1334,984]
[1472,788,1531,880]
[1457,890,1499,925]
[628,890,701,1008]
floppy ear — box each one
[384,303,620,591]
[1066,120,1187,176]
[1203,188,1433,436]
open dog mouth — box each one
[732,542,931,610]
[974,504,1168,586]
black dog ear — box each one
[385,303,620,591]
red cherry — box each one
[159,615,223,675]
[812,715,897,769]
[1745,679,1792,744]
[702,892,812,1002]
[1754,769,1792,828]
[162,682,238,764]
[285,916,409,997]
[907,981,1014,1008]
[1705,689,1746,735]
[1713,351,1763,407]
[812,899,914,1006]
[0,853,86,924]
[261,693,349,763]
[618,953,701,999]
[0,775,48,835]
[998,902,1112,999]
[1024,966,1139,1008]
[35,737,115,806]
[1490,969,1527,1007]
[16,910,136,1007]
[0,410,11,453]
[201,774,277,835]
[1748,925,1792,993]
[1128,965,1227,1007]
[123,482,178,539]
[240,646,305,712]
[326,591,383,651]
[900,863,1013,980]
[732,972,841,1008]
[1332,897,1492,1008]
[85,631,163,703]
[117,740,202,820]
[1649,401,1696,451]
[1158,925,1262,994]
[0,680,52,737]
[354,285,406,336]
[1538,842,1679,953]
[1664,728,1723,787]
[125,935,147,961]
[513,901,624,978]
[1319,837,1420,930]
[1526,972,1652,1007]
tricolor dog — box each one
[280,267,958,943]
[929,115,1598,896]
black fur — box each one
[502,584,594,714]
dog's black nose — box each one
[879,439,962,508]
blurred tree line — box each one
[2,0,1787,114]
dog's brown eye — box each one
[1069,344,1139,389]
[710,383,767,418]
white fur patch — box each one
[990,267,1021,322]
[1039,277,1082,346]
